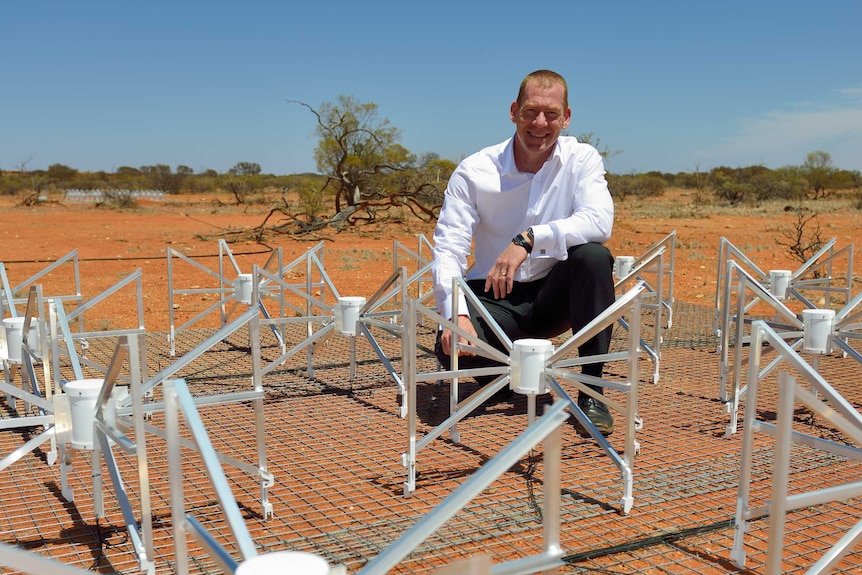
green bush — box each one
[712,180,751,205]
[709,165,807,205]
[608,173,667,200]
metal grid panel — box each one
[0,301,860,574]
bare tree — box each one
[16,155,34,173]
[575,132,622,160]
[776,206,824,267]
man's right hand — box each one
[440,315,478,356]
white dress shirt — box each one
[432,135,614,321]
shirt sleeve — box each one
[530,145,614,260]
[431,167,477,321]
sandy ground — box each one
[2,189,860,332]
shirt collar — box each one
[501,137,563,175]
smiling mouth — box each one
[527,131,549,140]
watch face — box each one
[513,234,531,253]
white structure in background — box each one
[252,239,434,418]
[613,230,676,383]
[717,256,862,437]
[732,320,862,575]
[167,239,286,356]
[63,189,165,202]
[713,236,854,338]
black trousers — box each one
[435,242,615,380]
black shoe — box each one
[573,395,614,437]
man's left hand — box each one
[484,242,529,299]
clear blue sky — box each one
[2,1,860,176]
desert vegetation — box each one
[3,95,861,234]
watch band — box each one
[512,233,532,253]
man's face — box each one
[510,81,571,162]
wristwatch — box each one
[512,232,533,253]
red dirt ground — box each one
[2,189,862,574]
[2,189,861,331]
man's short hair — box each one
[517,70,569,109]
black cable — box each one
[524,448,543,522]
[563,518,734,563]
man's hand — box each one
[484,239,530,298]
[440,315,477,356]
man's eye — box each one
[521,109,560,121]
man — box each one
[431,69,616,436]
